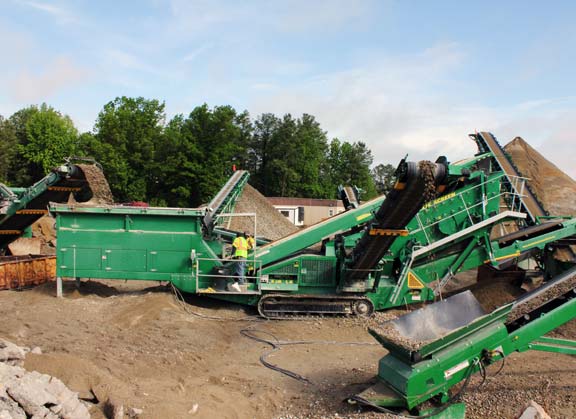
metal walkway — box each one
[471,132,546,223]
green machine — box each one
[0,160,99,253]
[351,265,576,418]
[50,132,576,318]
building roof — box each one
[267,197,344,207]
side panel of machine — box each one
[261,254,338,292]
[55,210,218,292]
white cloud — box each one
[9,56,89,102]
[167,0,379,36]
[274,0,378,33]
[249,42,575,179]
[15,0,78,24]
[183,42,215,62]
[103,49,168,78]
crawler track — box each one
[258,293,374,319]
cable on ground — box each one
[239,325,378,385]
[170,283,262,322]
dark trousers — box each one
[234,258,246,284]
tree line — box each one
[0,97,395,206]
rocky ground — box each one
[0,280,573,419]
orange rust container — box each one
[0,255,56,290]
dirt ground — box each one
[0,280,574,419]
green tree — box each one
[87,97,166,202]
[372,163,396,195]
[6,106,41,185]
[19,104,79,174]
[0,116,18,184]
[150,114,202,207]
[180,104,251,205]
[251,113,328,197]
[248,113,280,194]
[292,114,329,197]
[324,139,377,200]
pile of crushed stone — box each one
[229,184,299,240]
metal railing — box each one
[412,173,531,247]
[194,257,262,294]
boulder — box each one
[516,400,551,419]
[0,340,26,367]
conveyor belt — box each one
[339,186,359,209]
[253,195,386,267]
[345,160,446,283]
[202,170,249,232]
[0,166,92,250]
[472,132,546,223]
[497,221,563,247]
[506,265,576,324]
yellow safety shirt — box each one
[233,237,248,258]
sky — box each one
[1,0,575,177]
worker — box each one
[245,232,256,278]
[231,232,249,289]
[246,232,255,250]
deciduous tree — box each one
[20,104,79,174]
[88,97,165,202]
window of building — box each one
[297,206,304,223]
[280,210,290,218]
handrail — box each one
[411,173,531,244]
[195,257,262,293]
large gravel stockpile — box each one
[503,136,576,339]
[503,137,576,216]
[229,184,299,240]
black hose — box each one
[491,350,506,377]
[239,326,377,385]
[170,283,262,321]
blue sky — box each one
[1,0,575,177]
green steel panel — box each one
[148,250,192,273]
[261,281,299,291]
[104,249,147,272]
[60,247,102,271]
[301,259,336,286]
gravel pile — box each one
[229,184,299,240]
[503,137,576,217]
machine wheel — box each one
[353,299,374,317]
